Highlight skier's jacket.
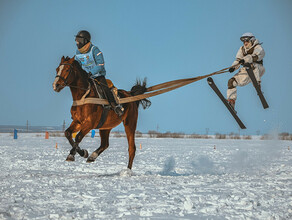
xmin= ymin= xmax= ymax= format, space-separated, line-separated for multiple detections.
xmin=75 ymin=43 xmax=106 ymax=77
xmin=231 ymin=39 xmax=265 ymax=81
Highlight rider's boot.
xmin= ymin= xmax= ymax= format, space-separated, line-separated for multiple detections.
xmin=227 ymin=99 xmax=236 ymax=111
xmin=96 ymin=76 xmax=124 ymax=117
xmin=113 ymin=104 xmax=124 ymax=117
xmin=110 ymin=87 xmax=124 ymax=116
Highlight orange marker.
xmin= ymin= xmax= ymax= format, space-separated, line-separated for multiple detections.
xmin=55 ymin=143 xmax=58 ymax=149
xmin=140 ymin=143 xmax=142 ymax=150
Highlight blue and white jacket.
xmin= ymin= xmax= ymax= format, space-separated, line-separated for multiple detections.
xmin=75 ymin=43 xmax=106 ymax=77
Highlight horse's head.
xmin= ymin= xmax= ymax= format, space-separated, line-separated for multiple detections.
xmin=53 ymin=56 xmax=76 ymax=92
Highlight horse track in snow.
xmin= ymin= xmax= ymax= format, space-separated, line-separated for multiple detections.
xmin=0 ymin=133 xmax=291 ymax=219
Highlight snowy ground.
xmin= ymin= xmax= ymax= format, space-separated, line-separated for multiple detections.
xmin=0 ymin=133 xmax=291 ymax=220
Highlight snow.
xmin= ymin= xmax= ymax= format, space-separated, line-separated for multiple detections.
xmin=0 ymin=133 xmax=291 ymax=219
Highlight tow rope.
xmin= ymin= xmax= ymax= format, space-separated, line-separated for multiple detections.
xmin=72 ymin=64 xmax=239 ymax=106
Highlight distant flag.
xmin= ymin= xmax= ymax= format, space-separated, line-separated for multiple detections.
xmin=13 ymin=129 xmax=17 ymax=139
xmin=91 ymin=130 xmax=95 ymax=138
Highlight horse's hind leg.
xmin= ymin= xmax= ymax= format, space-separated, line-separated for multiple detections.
xmin=124 ymin=116 xmax=137 ymax=170
xmin=87 ymin=129 xmax=111 ymax=163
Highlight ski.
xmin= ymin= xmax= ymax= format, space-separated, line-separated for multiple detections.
xmin=207 ymin=77 xmax=246 ymax=129
xmin=244 ymin=63 xmax=269 ymax=109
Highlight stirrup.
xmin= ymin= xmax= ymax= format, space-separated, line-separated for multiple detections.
xmin=114 ymin=105 xmax=124 ymax=116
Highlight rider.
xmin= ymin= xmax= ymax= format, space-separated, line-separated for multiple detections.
xmin=227 ymin=32 xmax=265 ymax=110
xmin=74 ymin=30 xmax=124 ymax=116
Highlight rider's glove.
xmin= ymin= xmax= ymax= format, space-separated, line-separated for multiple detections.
xmin=229 ymin=67 xmax=235 ymax=73
xmin=239 ymin=59 xmax=245 ymax=65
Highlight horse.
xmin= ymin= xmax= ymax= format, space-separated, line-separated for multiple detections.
xmin=52 ymin=56 xmax=150 ymax=169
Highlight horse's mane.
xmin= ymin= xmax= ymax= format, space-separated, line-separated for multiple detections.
xmin=73 ymin=60 xmax=89 ymax=82
xmin=63 ymin=56 xmax=89 ymax=86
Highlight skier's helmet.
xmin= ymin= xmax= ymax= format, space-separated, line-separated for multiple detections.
xmin=75 ymin=30 xmax=91 ymax=45
xmin=240 ymin=32 xmax=255 ymax=42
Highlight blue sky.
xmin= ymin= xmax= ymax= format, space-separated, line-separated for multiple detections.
xmin=0 ymin=0 xmax=291 ymax=135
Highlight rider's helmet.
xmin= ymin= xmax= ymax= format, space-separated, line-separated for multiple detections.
xmin=240 ymin=32 xmax=255 ymax=43
xmin=75 ymin=30 xmax=91 ymax=48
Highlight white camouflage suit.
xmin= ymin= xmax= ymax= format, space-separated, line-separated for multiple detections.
xmin=227 ymin=39 xmax=265 ymax=100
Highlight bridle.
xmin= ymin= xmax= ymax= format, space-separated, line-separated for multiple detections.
xmin=55 ymin=63 xmax=75 ymax=87
xmin=55 ymin=62 xmax=89 ymax=91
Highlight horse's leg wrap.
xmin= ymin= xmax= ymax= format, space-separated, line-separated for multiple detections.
xmin=77 ymin=148 xmax=89 ymax=158
xmin=65 ymin=142 xmax=78 ymax=161
xmin=73 ymin=142 xmax=89 ymax=159
xmin=71 ymin=131 xmax=89 ymax=158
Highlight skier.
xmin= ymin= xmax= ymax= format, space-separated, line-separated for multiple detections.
xmin=227 ymin=32 xmax=265 ymax=110
xmin=74 ymin=30 xmax=124 ymax=116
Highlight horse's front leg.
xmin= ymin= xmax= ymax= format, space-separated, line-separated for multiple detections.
xmin=73 ymin=131 xmax=89 ymax=159
xmin=70 ymin=120 xmax=96 ymax=160
xmin=87 ymin=129 xmax=111 ymax=163
xmin=64 ymin=121 xmax=81 ymax=161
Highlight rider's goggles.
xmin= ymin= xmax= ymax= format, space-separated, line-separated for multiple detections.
xmin=240 ymin=37 xmax=251 ymax=42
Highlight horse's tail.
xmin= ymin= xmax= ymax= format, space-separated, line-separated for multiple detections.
xmin=130 ymin=78 xmax=151 ymax=109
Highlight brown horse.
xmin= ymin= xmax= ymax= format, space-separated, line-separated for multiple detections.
xmin=52 ymin=56 xmax=150 ymax=169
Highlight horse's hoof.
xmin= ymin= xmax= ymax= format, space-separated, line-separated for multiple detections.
xmin=83 ymin=150 xmax=89 ymax=158
xmin=86 ymin=157 xmax=95 ymax=163
xmin=86 ymin=152 xmax=98 ymax=163
xmin=66 ymin=155 xmax=75 ymax=161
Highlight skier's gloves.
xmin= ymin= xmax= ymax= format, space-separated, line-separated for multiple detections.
xmin=239 ymin=59 xmax=245 ymax=65
xmin=228 ymin=67 xmax=235 ymax=73
xmin=229 ymin=67 xmax=235 ymax=73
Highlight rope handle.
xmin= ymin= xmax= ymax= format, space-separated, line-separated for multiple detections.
xmin=73 ymin=64 xmax=240 ymax=106
xmin=146 ymin=64 xmax=240 ymax=92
